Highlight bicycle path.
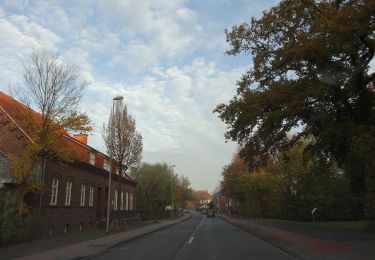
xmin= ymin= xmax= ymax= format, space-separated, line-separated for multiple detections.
xmin=220 ymin=214 xmax=375 ymax=259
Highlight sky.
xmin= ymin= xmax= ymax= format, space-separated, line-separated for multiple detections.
xmin=0 ymin=0 xmax=281 ymax=193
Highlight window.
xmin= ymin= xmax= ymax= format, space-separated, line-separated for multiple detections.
xmin=120 ymin=191 xmax=124 ymax=210
xmin=103 ymin=159 xmax=108 ymax=171
xmin=129 ymin=193 xmax=133 ymax=210
xmin=0 ymin=152 xmax=11 ymax=184
xmin=80 ymin=184 xmax=86 ymax=206
xmin=125 ymin=192 xmax=129 ymax=210
xmin=89 ymin=186 xmax=94 ymax=207
xmin=89 ymin=153 xmax=95 ymax=165
xmin=114 ymin=189 xmax=118 ymax=210
xmin=65 ymin=181 xmax=72 ymax=206
xmin=50 ymin=177 xmax=59 ymax=205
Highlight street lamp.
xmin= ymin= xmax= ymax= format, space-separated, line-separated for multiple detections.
xmin=170 ymin=165 xmax=175 ymax=218
xmin=106 ymin=95 xmax=124 ymax=234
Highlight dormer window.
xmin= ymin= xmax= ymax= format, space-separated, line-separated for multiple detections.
xmin=89 ymin=152 xmax=95 ymax=166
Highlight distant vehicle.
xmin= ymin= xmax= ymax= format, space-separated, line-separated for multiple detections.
xmin=201 ymin=209 xmax=207 ymax=215
xmin=184 ymin=209 xmax=190 ymax=213
xmin=207 ymin=209 xmax=215 ymax=218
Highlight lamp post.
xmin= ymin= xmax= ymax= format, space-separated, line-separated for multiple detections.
xmin=170 ymin=165 xmax=175 ymax=218
xmin=106 ymin=95 xmax=123 ymax=234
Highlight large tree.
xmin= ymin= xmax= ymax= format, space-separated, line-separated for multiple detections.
xmin=103 ymin=100 xmax=143 ymax=176
xmin=8 ymin=49 xmax=92 ymax=215
xmin=174 ymin=176 xmax=193 ymax=209
xmin=215 ymin=0 xmax=374 ymax=219
xmin=133 ymin=163 xmax=172 ymax=220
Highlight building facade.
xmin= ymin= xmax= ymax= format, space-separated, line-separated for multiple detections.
xmin=192 ymin=190 xmax=212 ymax=210
xmin=0 ymin=91 xmax=137 ymax=235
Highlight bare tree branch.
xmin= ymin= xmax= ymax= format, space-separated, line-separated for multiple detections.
xmin=103 ymin=100 xmax=143 ymax=176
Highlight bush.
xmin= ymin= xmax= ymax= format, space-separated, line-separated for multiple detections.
xmin=0 ymin=190 xmax=44 ymax=245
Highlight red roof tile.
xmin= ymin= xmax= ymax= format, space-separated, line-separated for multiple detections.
xmin=0 ymin=92 xmax=103 ymax=166
xmin=0 ymin=91 xmax=135 ymax=183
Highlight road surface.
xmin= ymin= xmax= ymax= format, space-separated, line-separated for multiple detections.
xmin=93 ymin=211 xmax=293 ymax=260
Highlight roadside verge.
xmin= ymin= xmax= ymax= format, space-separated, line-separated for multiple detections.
xmin=219 ymin=214 xmax=374 ymax=259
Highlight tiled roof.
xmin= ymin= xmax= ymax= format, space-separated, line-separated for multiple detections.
xmin=0 ymin=91 xmax=84 ymax=151
xmin=0 ymin=91 xmax=133 ymax=182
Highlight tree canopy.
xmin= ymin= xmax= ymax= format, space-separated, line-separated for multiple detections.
xmin=220 ymin=143 xmax=356 ymax=220
xmin=133 ymin=163 xmax=192 ymax=220
xmin=215 ymin=0 xmax=374 ymax=206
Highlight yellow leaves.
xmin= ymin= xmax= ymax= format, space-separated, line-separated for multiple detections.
xmin=7 ymin=143 xmax=41 ymax=184
xmin=59 ymin=111 xmax=93 ymax=133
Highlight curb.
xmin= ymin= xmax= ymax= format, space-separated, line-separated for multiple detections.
xmin=218 ymin=215 xmax=300 ymax=260
xmin=83 ymin=214 xmax=192 ymax=259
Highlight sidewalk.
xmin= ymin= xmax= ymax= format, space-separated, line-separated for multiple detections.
xmin=220 ymin=214 xmax=375 ymax=260
xmin=11 ymin=214 xmax=190 ymax=260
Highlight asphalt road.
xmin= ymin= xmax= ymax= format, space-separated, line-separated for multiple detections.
xmin=93 ymin=211 xmax=293 ymax=260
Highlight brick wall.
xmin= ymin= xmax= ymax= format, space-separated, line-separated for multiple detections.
xmin=41 ymin=160 xmax=136 ymax=235
xmin=0 ymin=106 xmax=137 ymax=235
xmin=0 ymin=107 xmax=29 ymax=156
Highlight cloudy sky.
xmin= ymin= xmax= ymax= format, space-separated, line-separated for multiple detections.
xmin=0 ymin=0 xmax=280 ymax=192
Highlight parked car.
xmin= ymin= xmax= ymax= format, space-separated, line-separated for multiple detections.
xmin=207 ymin=209 xmax=215 ymax=218
xmin=201 ymin=209 xmax=207 ymax=215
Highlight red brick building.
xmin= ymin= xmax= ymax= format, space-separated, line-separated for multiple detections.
xmin=0 ymin=91 xmax=137 ymax=235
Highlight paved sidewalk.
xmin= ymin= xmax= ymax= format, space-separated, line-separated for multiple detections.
xmin=220 ymin=214 xmax=375 ymax=260
xmin=15 ymin=215 xmax=190 ymax=260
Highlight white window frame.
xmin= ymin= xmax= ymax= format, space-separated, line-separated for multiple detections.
xmin=80 ymin=184 xmax=86 ymax=206
xmin=65 ymin=181 xmax=72 ymax=206
xmin=114 ymin=189 xmax=118 ymax=210
xmin=89 ymin=186 xmax=94 ymax=207
xmin=89 ymin=153 xmax=95 ymax=165
xmin=129 ymin=193 xmax=133 ymax=210
xmin=120 ymin=191 xmax=124 ymax=210
xmin=50 ymin=178 xmax=59 ymax=205
xmin=103 ymin=159 xmax=109 ymax=171
xmin=125 ymin=192 xmax=129 ymax=210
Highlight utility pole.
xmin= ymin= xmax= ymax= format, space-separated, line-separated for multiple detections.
xmin=171 ymin=165 xmax=175 ymax=217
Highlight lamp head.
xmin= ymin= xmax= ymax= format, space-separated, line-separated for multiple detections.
xmin=113 ymin=95 xmax=124 ymax=101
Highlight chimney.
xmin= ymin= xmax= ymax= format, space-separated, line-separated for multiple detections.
xmin=73 ymin=133 xmax=88 ymax=144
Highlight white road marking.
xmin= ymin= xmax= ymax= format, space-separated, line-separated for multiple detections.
xmin=198 ymin=217 xmax=204 ymax=227
xmin=196 ymin=216 xmax=204 ymax=229
xmin=188 ymin=236 xmax=194 ymax=244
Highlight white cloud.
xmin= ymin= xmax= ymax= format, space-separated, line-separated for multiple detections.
xmin=176 ymin=7 xmax=197 ymax=22
xmin=0 ymin=8 xmax=61 ymax=87
xmin=0 ymin=0 xmax=256 ymax=191
xmin=94 ymin=0 xmax=199 ymax=72
xmin=82 ymin=59 xmax=243 ymax=153
xmin=1 ymin=0 xmax=27 ymax=12
xmin=0 ymin=13 xmax=60 ymax=50
xmin=78 ymin=58 xmax=243 ymax=190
